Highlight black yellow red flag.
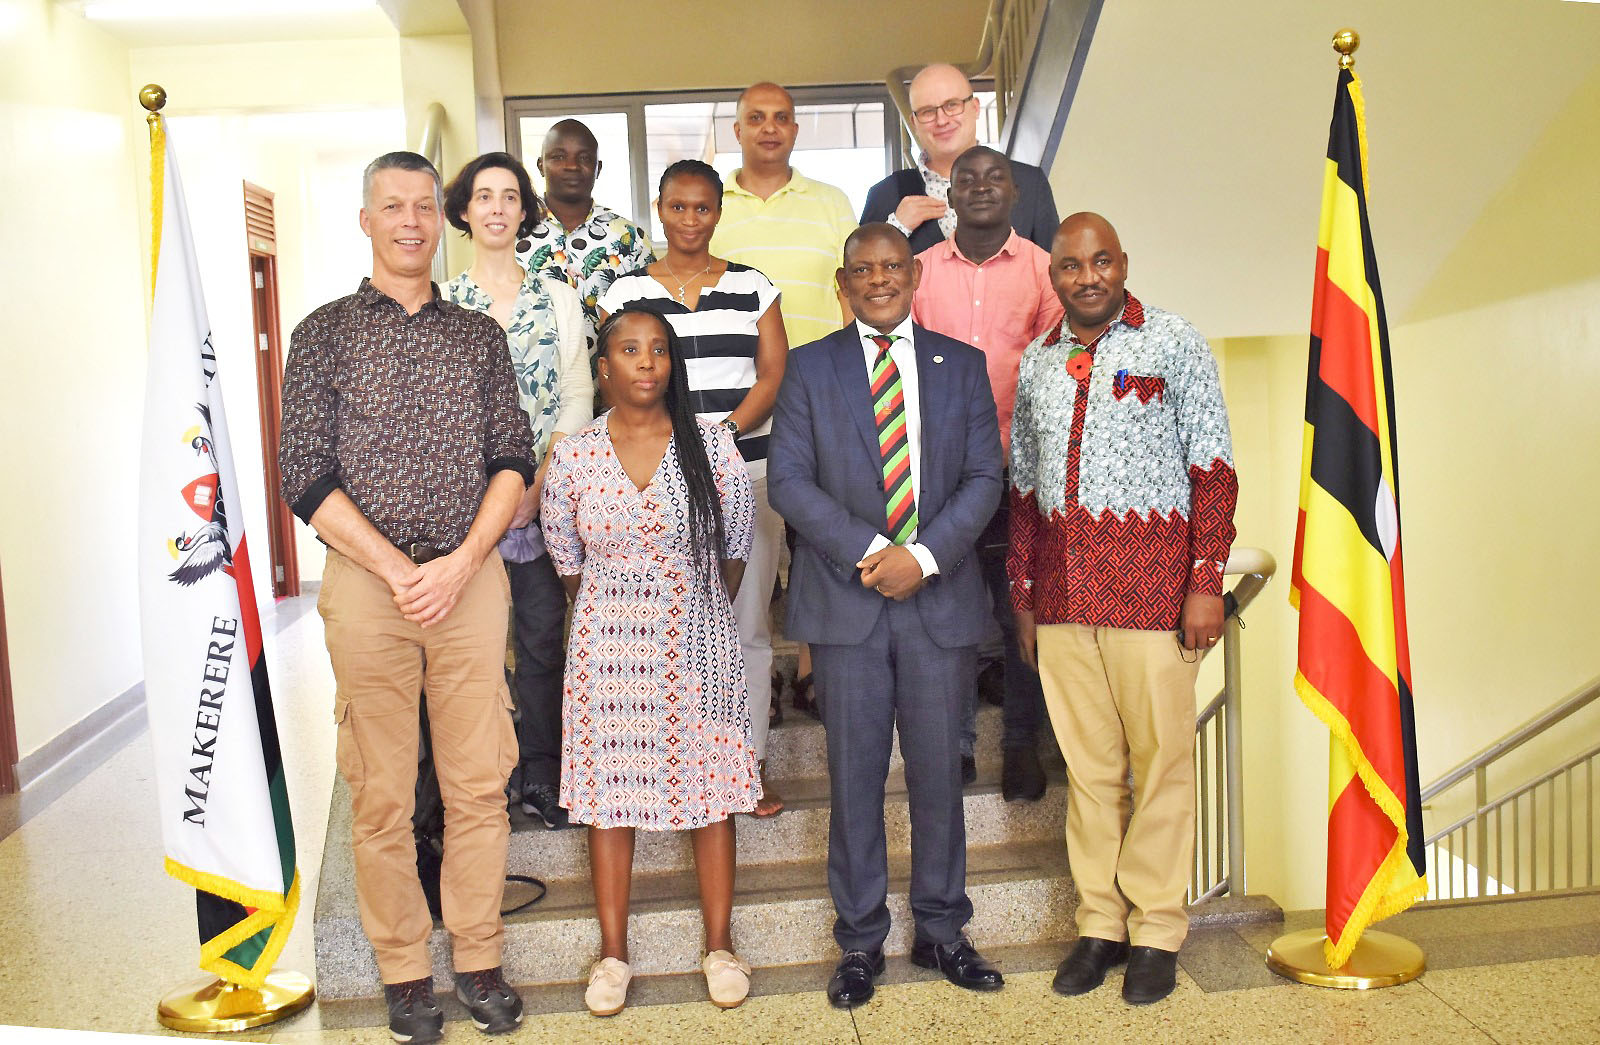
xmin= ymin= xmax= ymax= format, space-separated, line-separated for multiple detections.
xmin=1290 ymin=65 xmax=1427 ymax=968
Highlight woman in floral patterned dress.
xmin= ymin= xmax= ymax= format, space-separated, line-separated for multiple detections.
xmin=442 ymin=152 xmax=593 ymax=829
xmin=541 ymin=307 xmax=758 ymax=1016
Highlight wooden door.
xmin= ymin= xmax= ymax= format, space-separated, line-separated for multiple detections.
xmin=244 ymin=182 xmax=300 ymax=597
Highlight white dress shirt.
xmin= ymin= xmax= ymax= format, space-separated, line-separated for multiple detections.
xmin=856 ymin=317 xmax=939 ymax=578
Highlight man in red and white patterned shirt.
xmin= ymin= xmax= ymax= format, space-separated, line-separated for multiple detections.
xmin=1008 ymin=213 xmax=1237 ymax=1006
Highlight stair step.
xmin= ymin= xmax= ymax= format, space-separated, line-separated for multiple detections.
xmin=508 ymin=769 xmax=1067 ymax=880
xmin=316 ymin=838 xmax=1078 ymax=999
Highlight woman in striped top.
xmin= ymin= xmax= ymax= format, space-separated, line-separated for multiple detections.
xmin=597 ymin=159 xmax=789 ymax=817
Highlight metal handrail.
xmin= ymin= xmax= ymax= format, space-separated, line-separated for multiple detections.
xmin=1421 ymin=676 xmax=1600 ymax=900
xmin=1189 ymin=547 xmax=1276 ymax=902
xmin=417 ymin=102 xmax=448 ymax=284
xmin=1421 ymin=674 xmax=1600 ymax=801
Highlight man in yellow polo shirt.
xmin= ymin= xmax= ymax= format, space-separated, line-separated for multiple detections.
xmin=713 ymin=81 xmax=856 ymax=351
xmin=713 ymin=80 xmax=857 ymax=730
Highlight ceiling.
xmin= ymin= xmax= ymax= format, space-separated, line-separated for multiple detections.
xmin=1048 ymin=0 xmax=1600 ymax=338
xmin=68 ymin=0 xmax=396 ymax=46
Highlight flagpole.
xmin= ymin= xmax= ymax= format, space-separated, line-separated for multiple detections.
xmin=140 ymin=82 xmax=315 ymax=1032
xmin=1264 ymin=30 xmax=1426 ymax=991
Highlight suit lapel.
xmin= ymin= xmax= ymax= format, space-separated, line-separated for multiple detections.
xmin=829 ymin=329 xmax=881 ymax=464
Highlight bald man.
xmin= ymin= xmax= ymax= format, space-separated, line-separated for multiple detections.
xmin=713 ymin=82 xmax=857 ymax=350
xmin=1008 ymin=213 xmax=1237 ymax=1005
xmin=861 ymin=63 xmax=1058 ymax=254
xmin=518 ymin=118 xmax=655 ymax=364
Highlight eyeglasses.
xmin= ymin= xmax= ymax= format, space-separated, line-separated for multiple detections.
xmin=912 ymin=94 xmax=975 ymax=124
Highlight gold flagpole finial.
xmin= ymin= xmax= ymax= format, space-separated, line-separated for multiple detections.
xmin=1332 ymin=29 xmax=1360 ymax=70
xmin=139 ymin=83 xmax=167 ymax=128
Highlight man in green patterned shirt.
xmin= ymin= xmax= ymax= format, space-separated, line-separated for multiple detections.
xmin=517 ymin=119 xmax=655 ymax=366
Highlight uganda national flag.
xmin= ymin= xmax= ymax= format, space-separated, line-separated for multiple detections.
xmin=1290 ymin=66 xmax=1427 ymax=969
xmin=137 ymin=115 xmax=300 ymax=987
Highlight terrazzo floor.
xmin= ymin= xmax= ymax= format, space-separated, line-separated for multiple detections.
xmin=2 ymin=591 xmax=1598 ymax=1043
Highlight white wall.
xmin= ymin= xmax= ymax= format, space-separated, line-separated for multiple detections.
xmin=0 ymin=0 xmax=148 ymax=760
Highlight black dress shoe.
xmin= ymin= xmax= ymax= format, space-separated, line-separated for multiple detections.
xmin=1052 ymin=936 xmax=1130 ymax=995
xmin=1122 ymin=945 xmax=1179 ymax=1004
xmin=1001 ymin=745 xmax=1047 ymax=802
xmin=827 ymin=949 xmax=885 ymax=1008
xmin=961 ymin=755 xmax=977 ymax=786
xmin=910 ymin=936 xmax=1004 ymax=991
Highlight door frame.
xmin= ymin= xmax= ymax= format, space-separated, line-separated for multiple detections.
xmin=0 ymin=562 xmax=18 ymax=794
xmin=244 ymin=182 xmax=300 ymax=598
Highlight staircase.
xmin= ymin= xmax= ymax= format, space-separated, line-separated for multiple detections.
xmin=315 ymin=650 xmax=1280 ymax=1001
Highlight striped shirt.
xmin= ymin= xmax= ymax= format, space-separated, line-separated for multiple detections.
xmin=710 ymin=170 xmax=855 ymax=350
xmin=597 ymin=264 xmax=781 ymax=477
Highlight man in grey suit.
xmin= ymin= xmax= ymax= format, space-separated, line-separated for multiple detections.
xmin=769 ymin=223 xmax=1005 ymax=1008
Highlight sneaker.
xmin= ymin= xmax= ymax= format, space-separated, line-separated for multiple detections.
xmin=453 ymin=967 xmax=524 ymax=1034
xmin=585 ymin=956 xmax=632 ymax=1016
xmin=702 ymin=949 xmax=752 ymax=1009
xmin=382 ymin=977 xmax=443 ymax=1044
xmin=521 ymin=783 xmax=572 ymax=829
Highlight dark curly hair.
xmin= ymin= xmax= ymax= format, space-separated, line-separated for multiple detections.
xmin=443 ymin=151 xmax=543 ymax=239
xmin=595 ymin=306 xmax=728 ymax=587
xmin=657 ymin=158 xmax=723 ymax=203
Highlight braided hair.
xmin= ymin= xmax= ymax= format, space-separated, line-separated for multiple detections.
xmin=595 ymin=307 xmax=727 ymax=587
xmin=658 ymin=158 xmax=723 ymax=201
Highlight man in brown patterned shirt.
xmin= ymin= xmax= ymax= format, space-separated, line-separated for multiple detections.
xmin=279 ymin=151 xmax=533 ymax=1042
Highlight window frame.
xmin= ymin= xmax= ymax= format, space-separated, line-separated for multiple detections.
xmin=505 ymin=83 xmax=909 ymax=230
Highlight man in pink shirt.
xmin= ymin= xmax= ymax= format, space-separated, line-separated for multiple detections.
xmin=912 ymin=145 xmax=1064 ymax=801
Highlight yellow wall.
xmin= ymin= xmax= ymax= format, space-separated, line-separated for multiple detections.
xmin=494 ymin=0 xmax=989 ymax=95
xmin=0 ymin=0 xmax=148 ymax=759
xmin=1215 ymin=65 xmax=1600 ymax=909
xmin=124 ymin=38 xmax=404 ymax=114
xmin=398 ymin=32 xmax=478 ymax=276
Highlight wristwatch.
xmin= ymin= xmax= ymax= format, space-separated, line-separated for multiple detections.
xmin=720 ymin=416 xmax=740 ymax=437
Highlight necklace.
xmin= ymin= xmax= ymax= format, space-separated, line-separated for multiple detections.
xmin=663 ymin=259 xmax=713 ymax=304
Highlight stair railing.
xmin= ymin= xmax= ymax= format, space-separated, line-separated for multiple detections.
xmin=1421 ymin=675 xmax=1600 ymax=900
xmin=417 ymin=101 xmax=448 ymax=284
xmin=1189 ymin=547 xmax=1276 ymax=902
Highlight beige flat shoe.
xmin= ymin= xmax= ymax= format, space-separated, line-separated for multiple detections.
xmin=585 ymin=956 xmax=631 ymax=1017
xmin=702 ymin=949 xmax=752 ymax=1009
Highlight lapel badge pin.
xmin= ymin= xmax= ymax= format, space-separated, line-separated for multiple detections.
xmin=933 ymin=355 xmax=944 ymax=363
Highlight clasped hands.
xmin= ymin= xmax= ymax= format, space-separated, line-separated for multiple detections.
xmin=385 ymin=549 xmax=477 ymax=628
xmin=857 ymin=546 xmax=925 ymax=601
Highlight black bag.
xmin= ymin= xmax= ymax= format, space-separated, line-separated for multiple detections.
xmin=412 ymin=700 xmax=545 ymax=921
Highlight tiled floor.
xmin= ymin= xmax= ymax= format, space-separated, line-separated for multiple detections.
xmin=2 ymin=592 xmax=1598 ymax=1042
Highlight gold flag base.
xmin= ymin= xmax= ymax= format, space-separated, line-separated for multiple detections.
xmin=156 ymin=970 xmax=315 ymax=1032
xmin=1266 ymin=928 xmax=1425 ymax=989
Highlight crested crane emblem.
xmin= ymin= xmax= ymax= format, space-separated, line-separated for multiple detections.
xmin=167 ymin=403 xmax=234 ymax=586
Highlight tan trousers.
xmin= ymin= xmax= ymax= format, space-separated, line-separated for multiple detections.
xmin=319 ymin=547 xmax=518 ymax=984
xmin=1037 ymin=623 xmax=1199 ymax=951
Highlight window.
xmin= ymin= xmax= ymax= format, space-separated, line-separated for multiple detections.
xmin=505 ymin=83 xmax=998 ymax=251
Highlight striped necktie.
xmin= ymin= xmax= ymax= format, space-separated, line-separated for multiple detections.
xmin=869 ymin=333 xmax=918 ymax=544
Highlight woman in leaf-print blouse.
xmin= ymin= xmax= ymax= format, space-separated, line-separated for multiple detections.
xmin=442 ymin=151 xmax=593 ymax=830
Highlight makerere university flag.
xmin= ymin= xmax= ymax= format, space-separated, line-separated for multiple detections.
xmin=1290 ymin=65 xmax=1427 ymax=969
xmin=137 ymin=116 xmax=299 ymax=987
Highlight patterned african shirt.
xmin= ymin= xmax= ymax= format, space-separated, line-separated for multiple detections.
xmin=1007 ymin=293 xmax=1238 ymax=631
xmin=516 ymin=204 xmax=655 ymax=363
xmin=278 ymin=279 xmax=534 ymax=552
